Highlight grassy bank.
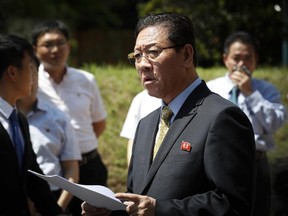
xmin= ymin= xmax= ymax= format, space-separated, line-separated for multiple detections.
xmin=83 ymin=64 xmax=288 ymax=193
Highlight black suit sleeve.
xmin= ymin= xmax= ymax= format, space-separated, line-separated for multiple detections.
xmin=111 ymin=210 xmax=128 ymax=216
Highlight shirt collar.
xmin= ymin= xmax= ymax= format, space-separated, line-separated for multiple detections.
xmin=39 ymin=64 xmax=69 ymax=81
xmin=161 ymin=77 xmax=202 ymax=122
xmin=25 ymin=98 xmax=49 ymax=118
xmin=0 ymin=97 xmax=16 ymax=119
xmin=35 ymin=98 xmax=48 ymax=112
xmin=224 ymin=72 xmax=237 ymax=92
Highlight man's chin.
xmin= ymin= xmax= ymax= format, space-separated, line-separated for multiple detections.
xmin=145 ymin=89 xmax=160 ymax=99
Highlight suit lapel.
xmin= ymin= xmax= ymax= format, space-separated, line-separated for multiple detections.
xmin=18 ymin=113 xmax=31 ymax=172
xmin=0 ymin=122 xmax=15 ymax=152
xmin=0 ymin=121 xmax=22 ymax=176
xmin=139 ymin=81 xmax=211 ymax=194
xmin=140 ymin=109 xmax=161 ymax=179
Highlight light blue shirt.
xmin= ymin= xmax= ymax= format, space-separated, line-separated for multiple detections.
xmin=26 ymin=98 xmax=81 ymax=190
xmin=207 ymin=73 xmax=287 ymax=151
xmin=161 ymin=77 xmax=202 ymax=123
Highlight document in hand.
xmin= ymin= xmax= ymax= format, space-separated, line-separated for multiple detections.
xmin=28 ymin=170 xmax=126 ymax=211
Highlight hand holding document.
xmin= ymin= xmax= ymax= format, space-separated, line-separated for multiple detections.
xmin=28 ymin=170 xmax=126 ymax=211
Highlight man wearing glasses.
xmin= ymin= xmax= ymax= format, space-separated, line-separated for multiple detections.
xmin=82 ymin=12 xmax=256 ymax=216
xmin=31 ymin=20 xmax=108 ymax=216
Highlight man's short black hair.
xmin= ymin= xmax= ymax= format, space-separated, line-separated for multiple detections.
xmin=223 ymin=31 xmax=259 ymax=56
xmin=135 ymin=12 xmax=197 ymax=67
xmin=0 ymin=34 xmax=34 ymax=78
xmin=31 ymin=20 xmax=69 ymax=46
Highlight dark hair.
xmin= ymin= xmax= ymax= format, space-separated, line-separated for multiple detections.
xmin=223 ymin=31 xmax=259 ymax=56
xmin=0 ymin=34 xmax=34 ymax=78
xmin=135 ymin=12 xmax=197 ymax=66
xmin=31 ymin=20 xmax=69 ymax=46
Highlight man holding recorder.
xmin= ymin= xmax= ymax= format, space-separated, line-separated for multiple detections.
xmin=207 ymin=31 xmax=287 ymax=216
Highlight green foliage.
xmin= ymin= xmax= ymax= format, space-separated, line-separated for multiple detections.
xmin=0 ymin=0 xmax=138 ymax=33
xmin=82 ymin=63 xmax=142 ymax=192
xmin=137 ymin=0 xmax=284 ymax=66
xmin=84 ymin=64 xmax=288 ymax=193
xmin=1 ymin=0 xmax=286 ymax=66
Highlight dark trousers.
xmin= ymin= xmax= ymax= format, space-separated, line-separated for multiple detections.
xmin=273 ymin=158 xmax=288 ymax=216
xmin=68 ymin=151 xmax=108 ymax=216
xmin=253 ymin=152 xmax=271 ymax=216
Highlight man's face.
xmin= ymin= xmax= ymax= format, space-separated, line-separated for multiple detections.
xmin=223 ymin=41 xmax=257 ymax=74
xmin=134 ymin=25 xmax=187 ymax=103
xmin=34 ymin=31 xmax=70 ymax=71
xmin=14 ymin=52 xmax=34 ymax=99
xmin=17 ymin=61 xmax=38 ymax=105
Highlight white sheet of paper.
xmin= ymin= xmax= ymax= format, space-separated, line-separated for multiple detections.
xmin=28 ymin=170 xmax=126 ymax=211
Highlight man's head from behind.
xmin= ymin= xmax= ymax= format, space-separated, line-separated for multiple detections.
xmin=0 ymin=34 xmax=34 ymax=79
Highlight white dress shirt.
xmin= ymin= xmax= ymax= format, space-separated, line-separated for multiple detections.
xmin=37 ymin=64 xmax=107 ymax=153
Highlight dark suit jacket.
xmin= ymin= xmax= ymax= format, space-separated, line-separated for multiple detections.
xmin=0 ymin=112 xmax=62 ymax=216
xmin=127 ymin=81 xmax=256 ymax=216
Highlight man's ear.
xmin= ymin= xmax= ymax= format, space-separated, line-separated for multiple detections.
xmin=6 ymin=65 xmax=18 ymax=81
xmin=223 ymin=53 xmax=229 ymax=68
xmin=183 ymin=44 xmax=193 ymax=66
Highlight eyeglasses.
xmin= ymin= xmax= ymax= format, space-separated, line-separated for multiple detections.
xmin=38 ymin=39 xmax=67 ymax=50
xmin=127 ymin=45 xmax=182 ymax=64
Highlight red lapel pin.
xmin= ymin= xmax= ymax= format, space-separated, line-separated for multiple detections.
xmin=180 ymin=141 xmax=192 ymax=152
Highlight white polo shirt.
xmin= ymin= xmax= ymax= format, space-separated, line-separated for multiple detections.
xmin=37 ymin=64 xmax=107 ymax=153
xmin=120 ymin=90 xmax=161 ymax=140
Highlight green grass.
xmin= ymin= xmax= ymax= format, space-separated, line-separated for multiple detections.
xmin=83 ymin=64 xmax=288 ymax=193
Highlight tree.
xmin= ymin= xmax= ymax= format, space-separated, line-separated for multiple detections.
xmin=137 ymin=0 xmax=284 ymax=66
xmin=0 ymin=0 xmax=138 ymax=34
xmin=0 ymin=0 xmax=284 ymax=66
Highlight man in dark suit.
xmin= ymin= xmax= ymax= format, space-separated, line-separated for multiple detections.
xmin=82 ymin=12 xmax=256 ymax=216
xmin=0 ymin=34 xmax=63 ymax=215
